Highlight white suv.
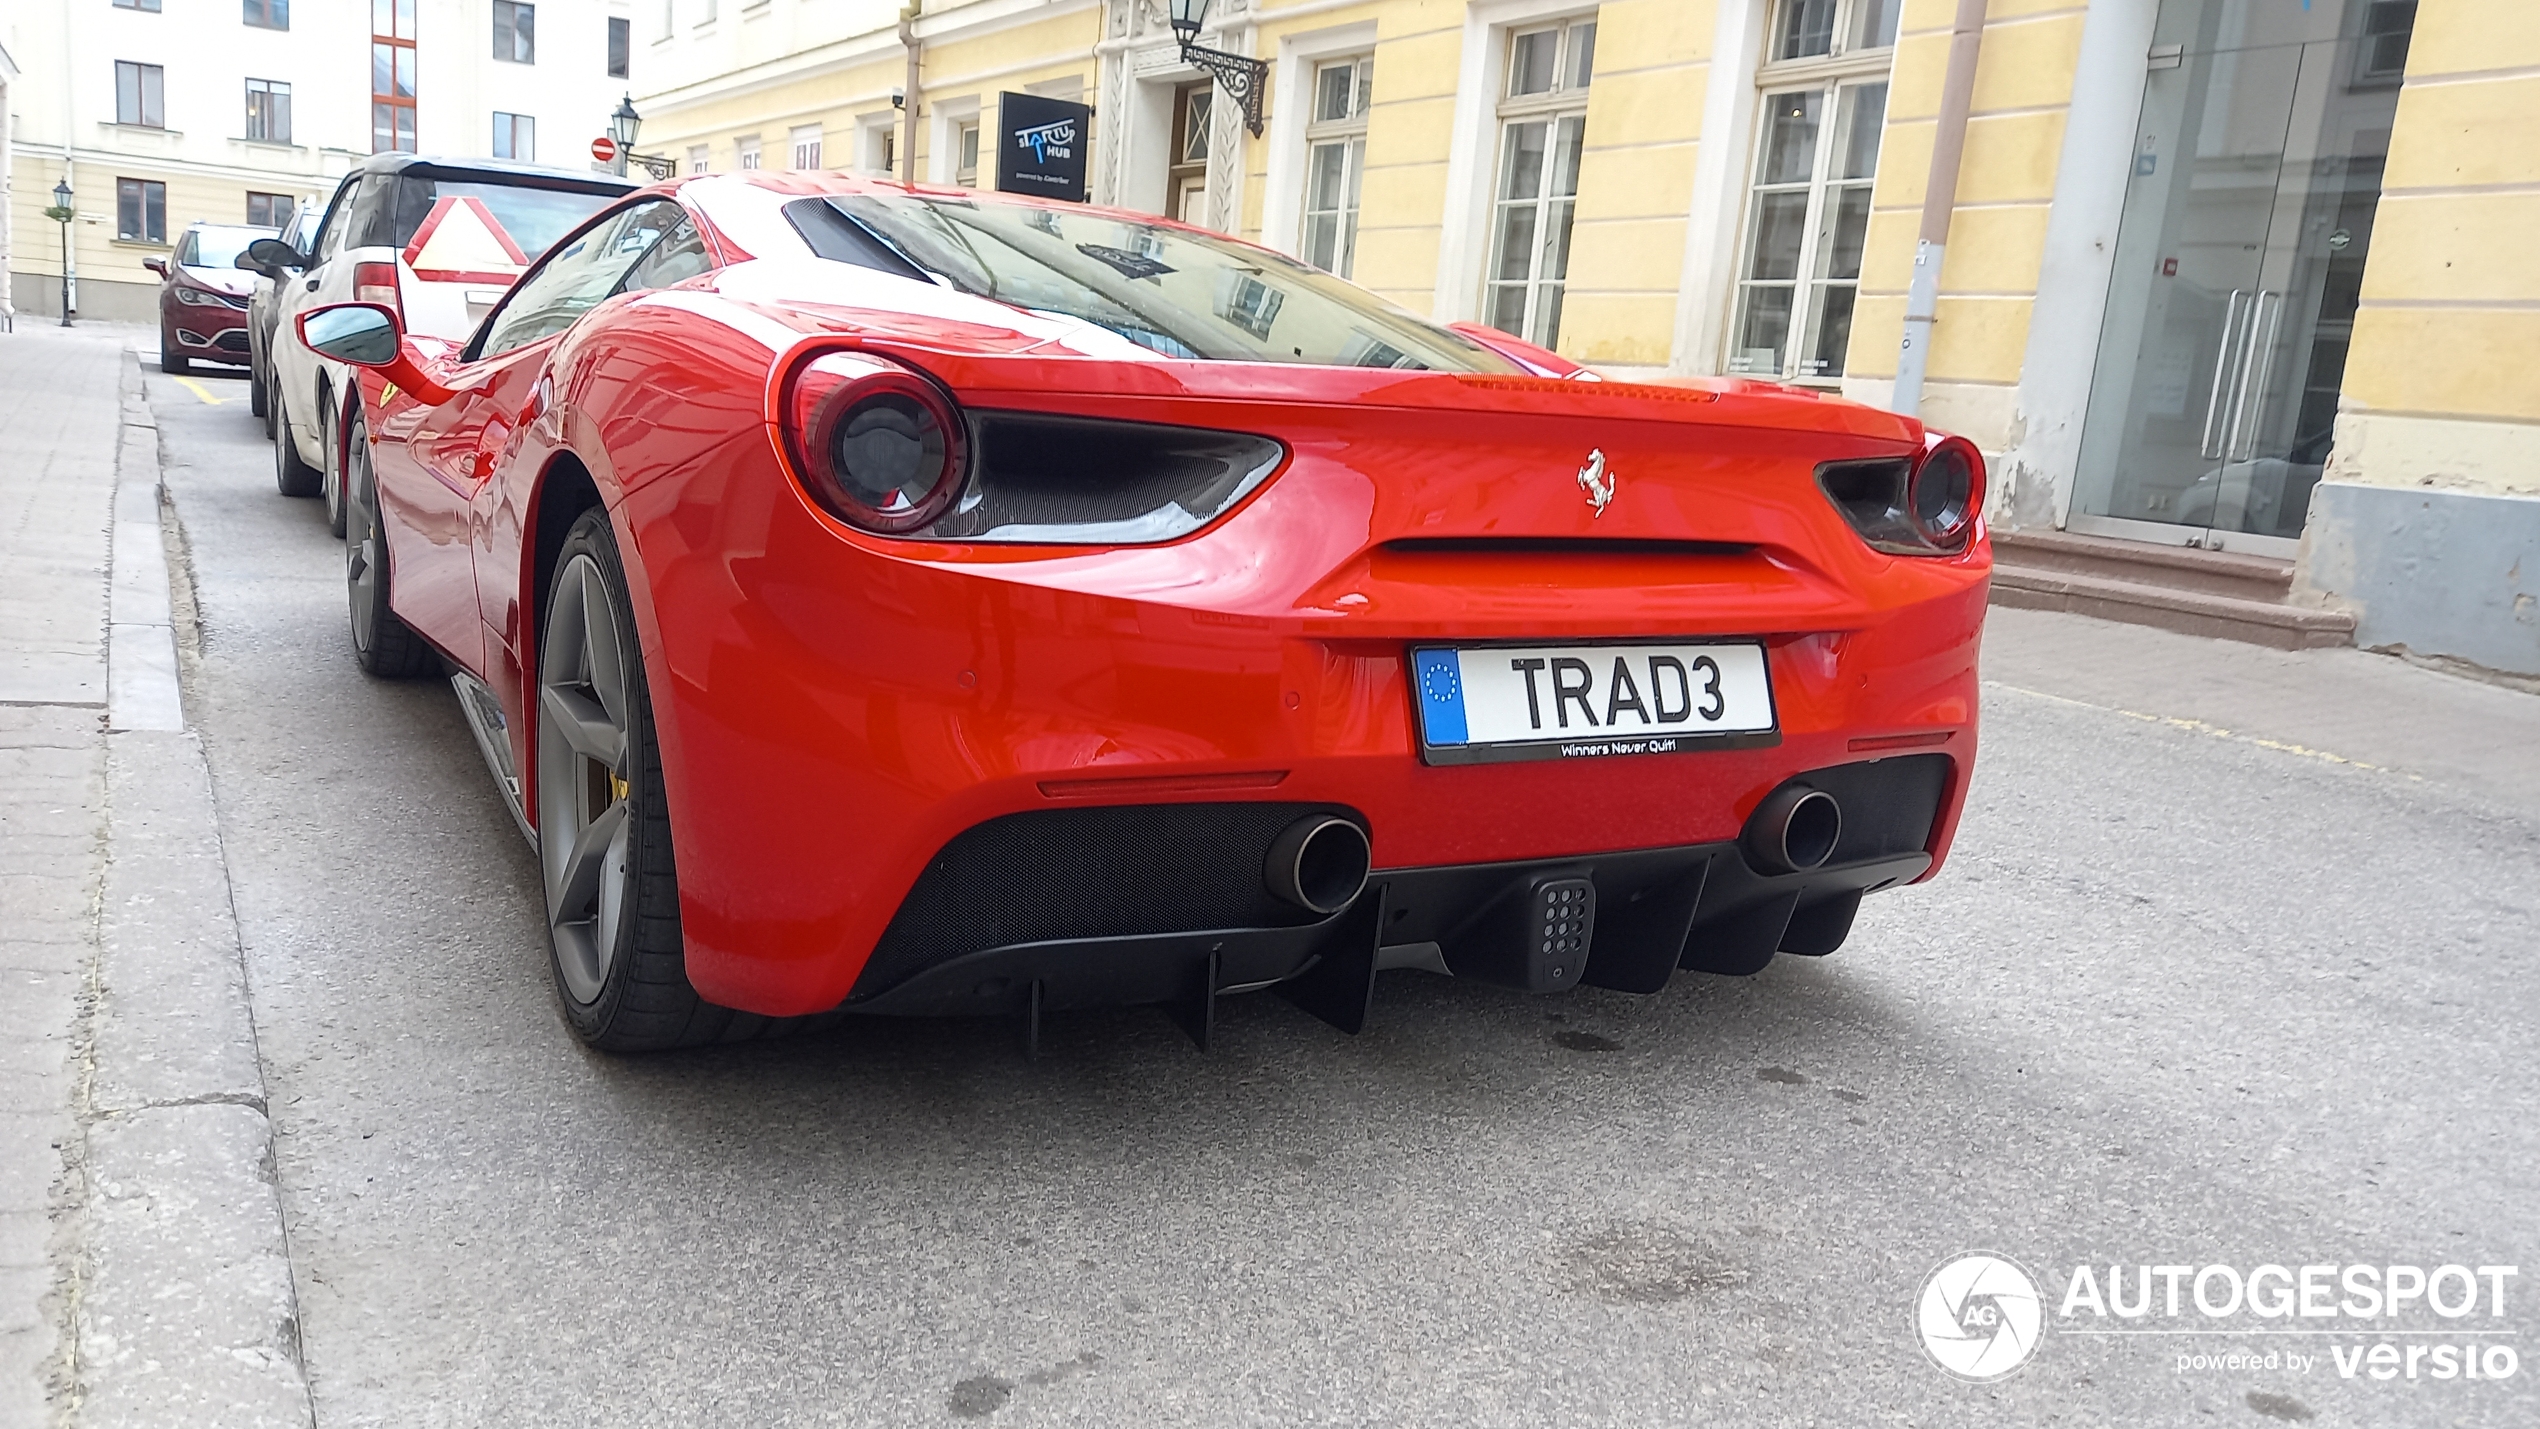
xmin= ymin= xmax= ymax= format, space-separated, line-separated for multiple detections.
xmin=250 ymin=153 xmax=634 ymax=533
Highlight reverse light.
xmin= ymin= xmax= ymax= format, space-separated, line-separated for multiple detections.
xmin=1816 ymin=436 xmax=1986 ymax=556
xmin=781 ymin=354 xmax=966 ymax=534
xmin=352 ymin=261 xmax=403 ymax=315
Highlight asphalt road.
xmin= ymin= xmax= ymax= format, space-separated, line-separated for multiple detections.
xmin=148 ymin=362 xmax=2539 ymax=1428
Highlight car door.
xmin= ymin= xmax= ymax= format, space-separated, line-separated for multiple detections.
xmin=276 ymin=173 xmax=362 ymax=461
xmin=370 ymin=201 xmax=692 ymax=676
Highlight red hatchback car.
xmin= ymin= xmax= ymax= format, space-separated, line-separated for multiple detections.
xmin=149 ymin=222 xmax=272 ymax=374
xmin=292 ymin=174 xmax=1992 ymax=1054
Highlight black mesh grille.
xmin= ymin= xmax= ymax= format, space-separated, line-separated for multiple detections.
xmin=1798 ymin=753 xmax=1952 ymax=863
xmin=853 ymin=802 xmax=1359 ymax=1000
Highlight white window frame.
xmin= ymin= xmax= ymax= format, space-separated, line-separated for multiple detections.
xmin=1433 ymin=0 xmax=1598 ymax=325
xmin=790 ymin=123 xmax=823 ymax=171
xmin=1263 ymin=20 xmax=1379 ymax=263
xmin=735 ymin=133 xmax=761 ymax=170
xmin=1720 ymin=0 xmax=1898 ymax=383
xmin=1298 ymin=54 xmax=1373 ymax=277
xmin=855 ymin=113 xmax=898 ymax=177
xmin=492 ymin=110 xmax=535 ymax=161
xmin=245 ymin=77 xmax=292 ymax=145
xmin=686 ymin=143 xmax=709 ymax=175
xmin=928 ymin=95 xmax=982 ymax=186
xmin=1479 ymin=15 xmax=1597 ymax=348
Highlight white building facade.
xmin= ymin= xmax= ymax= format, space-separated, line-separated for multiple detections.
xmin=5 ymin=0 xmax=637 ymax=324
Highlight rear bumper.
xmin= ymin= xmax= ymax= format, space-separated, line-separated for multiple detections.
xmin=850 ymin=753 xmax=1948 ymax=1020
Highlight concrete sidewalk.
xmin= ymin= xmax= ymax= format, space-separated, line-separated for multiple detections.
xmin=0 ymin=326 xmax=309 ymax=1429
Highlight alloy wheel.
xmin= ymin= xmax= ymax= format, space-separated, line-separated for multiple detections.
xmin=537 ymin=553 xmax=637 ymax=1005
xmin=345 ymin=439 xmax=385 ymax=656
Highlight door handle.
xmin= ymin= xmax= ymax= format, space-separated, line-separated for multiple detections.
xmin=2227 ymin=289 xmax=2281 ymax=462
xmin=2200 ymin=288 xmax=2249 ymax=460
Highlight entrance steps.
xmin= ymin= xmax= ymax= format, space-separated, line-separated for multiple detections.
xmin=1987 ymin=529 xmax=2355 ymax=650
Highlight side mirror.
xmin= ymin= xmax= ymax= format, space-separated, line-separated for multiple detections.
xmin=234 ymin=252 xmax=265 ymax=276
xmin=300 ymin=302 xmax=403 ymax=366
xmin=296 ymin=302 xmax=458 ymax=406
xmin=143 ymin=256 xmax=169 ymax=277
xmin=246 ymin=237 xmax=305 ymax=272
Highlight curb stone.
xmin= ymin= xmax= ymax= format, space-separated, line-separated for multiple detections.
xmin=62 ymin=352 xmax=314 ymax=1428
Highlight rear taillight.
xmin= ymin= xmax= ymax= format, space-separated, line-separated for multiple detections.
xmin=780 ymin=353 xmax=967 ymax=534
xmin=772 ymin=348 xmax=1288 ymax=544
xmin=1816 ymin=436 xmax=1985 ymax=556
xmin=353 ymin=261 xmax=402 ymax=314
xmin=1907 ymin=438 xmax=1980 ymax=548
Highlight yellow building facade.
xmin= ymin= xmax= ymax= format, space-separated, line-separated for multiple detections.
xmin=635 ymin=0 xmax=2537 ymax=680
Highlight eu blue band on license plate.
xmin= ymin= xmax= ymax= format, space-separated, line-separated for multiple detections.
xmin=1411 ymin=640 xmax=1780 ymax=765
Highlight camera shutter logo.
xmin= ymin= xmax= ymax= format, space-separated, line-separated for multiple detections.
xmin=1917 ymin=1253 xmax=2043 ymax=1382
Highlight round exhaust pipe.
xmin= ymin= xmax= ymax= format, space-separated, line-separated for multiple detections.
xmin=1743 ymin=785 xmax=1842 ymax=874
xmin=1265 ymin=815 xmax=1372 ymax=915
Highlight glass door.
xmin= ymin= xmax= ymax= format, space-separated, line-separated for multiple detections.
xmin=2070 ymin=0 xmax=2411 ymax=555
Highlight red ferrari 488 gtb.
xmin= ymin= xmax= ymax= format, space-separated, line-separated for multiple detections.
xmin=291 ymin=173 xmax=1990 ymax=1053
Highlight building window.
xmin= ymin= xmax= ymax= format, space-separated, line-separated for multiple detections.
xmin=245 ymin=78 xmax=293 ymax=143
xmin=1301 ymin=55 xmax=1372 ymax=276
xmin=1483 ymin=17 xmax=1595 ymax=348
xmin=1169 ymin=83 xmax=1212 ymax=224
xmin=493 ymin=1 xmax=535 ymax=63
xmin=118 ymin=178 xmax=168 ymax=243
xmin=657 ymin=0 xmax=674 ymax=42
xmin=791 ymin=124 xmax=823 ymax=171
xmin=1726 ymin=0 xmax=1895 ymax=381
xmin=373 ymin=0 xmax=417 ymax=152
xmin=737 ymin=135 xmax=761 ymax=170
xmin=698 ymin=0 xmax=718 ymax=22
xmin=247 ymin=191 xmax=294 ymax=228
xmin=686 ymin=144 xmax=710 ymax=175
xmin=2355 ymin=0 xmax=2415 ymax=84
xmin=1771 ymin=0 xmax=1898 ymax=60
xmin=493 ymin=111 xmax=536 ymax=161
xmin=607 ymin=16 xmax=631 ymax=78
xmin=115 ymin=62 xmax=166 ymax=128
xmin=955 ymin=120 xmax=981 ymax=187
xmin=243 ymin=0 xmax=289 ymax=28
xmin=864 ymin=123 xmax=896 ymax=176
xmin=113 ymin=0 xmax=161 ymax=11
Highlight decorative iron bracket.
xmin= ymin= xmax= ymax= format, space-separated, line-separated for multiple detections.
xmin=627 ymin=151 xmax=677 ymax=181
xmin=1179 ymin=39 xmax=1268 ymax=136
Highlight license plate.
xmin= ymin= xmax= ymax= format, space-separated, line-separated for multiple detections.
xmin=1411 ymin=641 xmax=1778 ymax=765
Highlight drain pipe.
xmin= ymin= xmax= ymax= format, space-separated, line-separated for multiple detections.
xmin=1891 ymin=0 xmax=1987 ymax=418
xmin=899 ymin=1 xmax=922 ymax=184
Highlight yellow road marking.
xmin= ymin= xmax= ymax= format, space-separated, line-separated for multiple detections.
xmin=1984 ymin=681 xmax=2421 ymax=780
xmin=172 ymin=375 xmax=225 ymax=406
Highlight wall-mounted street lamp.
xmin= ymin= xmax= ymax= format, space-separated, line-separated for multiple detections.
xmin=45 ymin=179 xmax=76 ymax=328
xmin=609 ymin=94 xmax=676 ymax=180
xmin=1168 ymin=0 xmax=1267 ymax=136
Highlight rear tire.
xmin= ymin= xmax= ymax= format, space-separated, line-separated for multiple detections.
xmin=343 ymin=411 xmax=433 ymax=679
xmin=536 ymin=507 xmax=781 ymax=1052
xmin=273 ymin=388 xmax=322 ymax=497
xmin=321 ymin=398 xmax=350 ymax=538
